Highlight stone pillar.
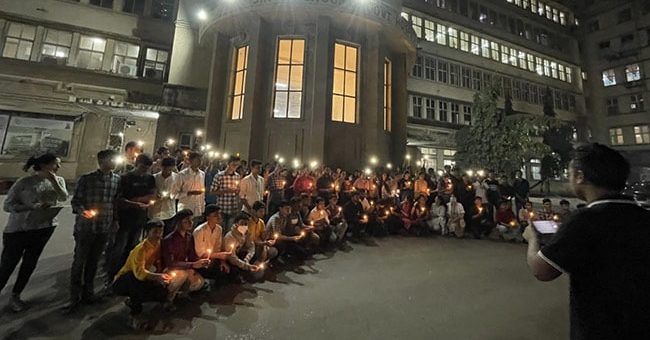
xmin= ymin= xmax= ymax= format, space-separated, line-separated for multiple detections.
xmin=204 ymin=33 xmax=230 ymax=150
xmin=391 ymin=53 xmax=408 ymax=165
xmin=309 ymin=16 xmax=331 ymax=163
xmin=362 ymin=31 xmax=381 ymax=160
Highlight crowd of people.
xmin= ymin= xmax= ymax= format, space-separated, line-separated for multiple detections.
xmin=0 ymin=141 xmax=577 ymax=329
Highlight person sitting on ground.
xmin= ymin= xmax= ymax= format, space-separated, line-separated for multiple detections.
xmin=343 ymin=191 xmax=367 ymax=239
xmin=430 ymin=195 xmax=447 ymax=235
xmin=325 ymin=195 xmax=349 ymax=243
xmin=537 ymin=198 xmax=559 ymax=221
xmin=266 ymin=200 xmax=310 ymax=262
xmin=161 ymin=209 xmax=210 ymax=300
xmin=446 ymin=195 xmax=466 ymax=238
xmin=248 ymin=201 xmax=278 ymax=266
xmin=410 ymin=194 xmax=432 ymax=236
xmin=495 ymin=201 xmax=523 ymax=242
xmin=518 ymin=200 xmax=537 ymax=231
xmin=223 ymin=213 xmax=262 ymax=281
xmin=414 ymin=172 xmax=430 ymax=199
xmin=287 ymin=197 xmax=320 ymax=252
xmin=193 ymin=204 xmax=231 ymax=282
xmin=558 ymin=199 xmax=571 ymax=223
xmin=399 ymin=196 xmax=415 ymax=234
xmin=309 ymin=197 xmax=349 ymax=246
xmin=112 ymin=220 xmax=172 ymax=329
xmin=469 ymin=196 xmax=492 ymax=239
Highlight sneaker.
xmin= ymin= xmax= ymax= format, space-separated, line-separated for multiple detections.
xmin=9 ymin=296 xmax=27 ymax=313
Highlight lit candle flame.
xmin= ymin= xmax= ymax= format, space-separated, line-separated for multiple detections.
xmin=149 ymin=200 xmax=156 ymax=205
xmin=161 ymin=191 xmax=169 ymax=197
xmin=300 ymin=231 xmax=306 ymax=237
xmin=273 ymin=233 xmax=279 ymax=240
xmin=170 ymin=271 xmax=177 ymax=278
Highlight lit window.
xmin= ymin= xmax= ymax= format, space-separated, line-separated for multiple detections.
xmin=558 ymin=64 xmax=565 ymax=81
xmin=518 ymin=51 xmax=527 ymax=70
xmin=460 ymin=31 xmax=469 ymax=52
xmin=490 ymin=42 xmax=499 ymax=61
xmin=436 ymin=24 xmax=447 ymax=45
xmin=602 ymin=69 xmax=616 ymax=87
xmin=538 ymin=1 xmax=545 ymax=16
xmin=2 ymin=22 xmax=36 ymax=60
xmin=527 ymin=54 xmax=535 ymax=71
xmin=411 ymin=16 xmax=423 ymax=38
xmin=509 ymin=48 xmax=518 ymax=67
xmin=550 ymin=61 xmax=558 ymax=78
xmin=634 ymin=126 xmax=650 ymax=144
xmin=543 ymin=59 xmax=550 ymax=76
xmin=481 ymin=38 xmax=490 ymax=58
xmin=609 ymin=128 xmax=624 ymax=145
xmin=424 ymin=20 xmax=435 ymax=42
xmin=566 ymin=67 xmax=572 ymax=83
xmin=470 ymin=35 xmax=479 ymax=55
xmin=41 ymin=29 xmax=72 ymax=64
xmin=448 ymin=28 xmax=458 ymax=49
xmin=625 ymin=64 xmax=641 ymax=82
xmin=273 ymin=39 xmax=305 ymax=119
xmin=501 ymin=45 xmax=509 ymax=64
xmin=229 ymin=46 xmax=249 ymax=120
xmin=443 ymin=149 xmax=456 ymax=156
xmin=535 ymin=57 xmax=543 ymax=75
xmin=143 ymin=47 xmax=168 ymax=80
xmin=384 ymin=59 xmax=392 ymax=131
xmin=332 ymin=42 xmax=358 ymax=124
xmin=463 ymin=105 xmax=471 ymax=125
xmin=559 ymin=12 xmax=566 ymax=25
xmin=77 ymin=35 xmax=106 ymax=70
xmin=112 ymin=41 xmax=140 ymax=76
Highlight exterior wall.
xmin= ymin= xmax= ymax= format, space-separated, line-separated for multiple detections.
xmin=190 ymin=0 xmax=417 ymax=170
xmin=401 ymin=0 xmax=584 ymax=178
xmin=577 ymin=0 xmax=650 ymax=181
xmin=0 ymin=0 xmax=205 ymax=181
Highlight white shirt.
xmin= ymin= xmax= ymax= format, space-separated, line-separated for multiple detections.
xmin=193 ymin=222 xmax=223 ymax=258
xmin=177 ymin=167 xmax=206 ymax=216
xmin=308 ymin=207 xmax=330 ymax=224
xmin=149 ymin=172 xmax=178 ymax=221
xmin=239 ymin=173 xmax=264 ymax=211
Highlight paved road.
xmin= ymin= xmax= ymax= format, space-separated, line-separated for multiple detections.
xmin=0 ymin=197 xmax=570 ymax=339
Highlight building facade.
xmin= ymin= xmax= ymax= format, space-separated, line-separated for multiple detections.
xmin=401 ymin=0 xmax=585 ymax=180
xmin=576 ymin=0 xmax=650 ymax=181
xmin=170 ymin=0 xmax=417 ymax=169
xmin=0 ymin=0 xmax=204 ymax=181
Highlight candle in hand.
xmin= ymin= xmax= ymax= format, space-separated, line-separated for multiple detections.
xmin=149 ymin=200 xmax=156 ymax=205
xmin=273 ymin=233 xmax=280 ymax=240
xmin=300 ymin=231 xmax=306 ymax=238
xmin=259 ymin=262 xmax=266 ymax=270
xmin=161 ymin=191 xmax=169 ymax=198
xmin=207 ymin=248 xmax=212 ymax=259
xmin=170 ymin=271 xmax=177 ymax=278
xmin=230 ymin=244 xmax=235 ymax=253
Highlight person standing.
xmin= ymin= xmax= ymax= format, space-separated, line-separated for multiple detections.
xmin=523 ymin=143 xmax=650 ymax=339
xmin=512 ymin=170 xmax=530 ymax=214
xmin=116 ymin=141 xmax=140 ymax=174
xmin=176 ymin=152 xmax=206 ymax=226
xmin=107 ymin=154 xmax=156 ymax=281
xmin=267 ymin=165 xmax=287 ymax=216
xmin=150 ymin=157 xmax=179 ymax=235
xmin=211 ymin=155 xmax=241 ymax=232
xmin=0 ymin=154 xmax=67 ymax=312
xmin=239 ymin=159 xmax=264 ymax=214
xmin=63 ymin=150 xmax=121 ymax=313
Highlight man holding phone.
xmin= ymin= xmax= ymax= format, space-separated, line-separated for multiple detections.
xmin=523 ymin=143 xmax=650 ymax=339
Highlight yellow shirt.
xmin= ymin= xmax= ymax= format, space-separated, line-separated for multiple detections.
xmin=114 ymin=238 xmax=160 ymax=282
xmin=248 ymin=217 xmax=266 ymax=242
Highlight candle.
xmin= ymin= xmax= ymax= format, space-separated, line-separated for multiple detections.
xmin=509 ymin=221 xmax=516 ymax=227
xmin=478 ymin=207 xmax=483 ymax=213
xmin=206 ymin=248 xmax=212 ymax=259
xmin=200 ymin=188 xmax=206 ymax=193
xmin=362 ymin=214 xmax=368 ymax=222
xmin=161 ymin=191 xmax=169 ymax=197
xmin=331 ymin=183 xmax=335 ymax=189
xmin=529 ymin=212 xmax=534 ymax=218
xmin=170 ymin=271 xmax=177 ymax=278
xmin=273 ymin=233 xmax=280 ymax=240
xmin=553 ymin=214 xmax=559 ymax=221
xmin=420 ymin=207 xmax=425 ymax=213
xmin=467 ymin=185 xmax=473 ymax=190
xmin=338 ymin=206 xmax=342 ymax=212
xmin=300 ymin=231 xmax=306 ymax=237
xmin=385 ymin=209 xmax=390 ymax=216
xmin=259 ymin=262 xmax=266 ymax=270
xmin=234 ymin=180 xmax=239 ymax=187
xmin=282 ymin=180 xmax=286 ymax=187
xmin=310 ymin=221 xmax=314 ymax=226
xmin=149 ymin=200 xmax=156 ymax=205
xmin=370 ymin=200 xmax=374 ymax=206
xmin=230 ymin=244 xmax=235 ymax=253
xmin=264 ymin=190 xmax=269 ymax=196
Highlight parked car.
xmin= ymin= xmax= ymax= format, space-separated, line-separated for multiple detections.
xmin=623 ymin=181 xmax=650 ymax=209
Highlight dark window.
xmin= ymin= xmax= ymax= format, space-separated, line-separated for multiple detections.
xmin=459 ymin=0 xmax=468 ymax=16
xmin=508 ymin=18 xmax=517 ymax=35
xmin=470 ymin=2 xmax=479 ymax=20
xmin=598 ymin=41 xmax=610 ymax=49
xmin=606 ymin=97 xmax=619 ymax=115
xmin=123 ymin=0 xmax=145 ymax=15
xmin=499 ymin=13 xmax=508 ymax=31
xmin=472 ymin=70 xmax=482 ymax=90
xmin=450 ymin=63 xmax=460 ymax=86
xmin=412 ymin=56 xmax=423 ymax=78
xmin=621 ymin=34 xmax=634 ymax=45
xmin=426 ymin=98 xmax=436 ymax=120
xmin=438 ymin=60 xmax=449 ymax=83
xmin=462 ymin=67 xmax=471 ymax=88
xmin=489 ymin=10 xmax=497 ymax=25
xmin=588 ymin=20 xmax=599 ymax=32
xmin=451 ymin=103 xmax=460 ymax=124
xmin=152 ymin=0 xmax=176 ymax=20
xmin=618 ymin=8 xmax=631 ymax=23
xmin=425 ymin=57 xmax=436 ymax=81
xmin=90 ymin=0 xmax=113 ymax=8
xmin=438 ymin=101 xmax=448 ymax=122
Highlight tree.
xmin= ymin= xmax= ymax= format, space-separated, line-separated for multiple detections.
xmin=455 ymin=81 xmax=557 ymax=176
xmin=540 ymin=86 xmax=574 ymax=179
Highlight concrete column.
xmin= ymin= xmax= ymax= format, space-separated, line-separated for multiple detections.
xmin=30 ymin=26 xmax=46 ymax=62
xmin=311 ymin=16 xmax=330 ymax=163
xmin=363 ymin=31 xmax=381 ymax=159
xmin=204 ymin=33 xmax=230 ymax=150
xmin=113 ymin=0 xmax=125 ymax=12
xmin=391 ymin=53 xmax=408 ymax=165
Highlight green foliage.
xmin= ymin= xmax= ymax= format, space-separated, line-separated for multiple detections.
xmin=455 ymin=82 xmax=560 ymax=176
